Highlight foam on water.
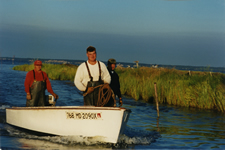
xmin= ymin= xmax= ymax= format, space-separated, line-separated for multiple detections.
xmin=4 ymin=123 xmax=160 ymax=148
xmin=0 ymin=105 xmax=11 ymax=110
xmin=120 ymin=126 xmax=161 ymax=145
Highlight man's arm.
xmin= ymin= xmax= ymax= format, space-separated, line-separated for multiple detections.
xmin=44 ymin=72 xmax=58 ymax=99
xmin=44 ymin=72 xmax=54 ymax=94
xmin=74 ymin=64 xmax=87 ymax=91
xmin=116 ymin=73 xmax=122 ymax=98
xmin=24 ymin=71 xmax=32 ymax=94
xmin=100 ymin=62 xmax=111 ymax=84
xmin=24 ymin=71 xmax=33 ymax=100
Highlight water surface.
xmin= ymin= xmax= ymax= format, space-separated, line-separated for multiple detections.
xmin=0 ymin=62 xmax=224 ymax=149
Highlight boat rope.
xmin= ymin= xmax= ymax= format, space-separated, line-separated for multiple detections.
xmin=97 ymin=83 xmax=116 ymax=107
xmin=83 ymin=83 xmax=116 ymax=107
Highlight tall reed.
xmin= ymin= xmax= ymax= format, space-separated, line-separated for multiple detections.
xmin=116 ymin=67 xmax=225 ymax=112
xmin=13 ymin=63 xmax=78 ymax=82
xmin=13 ymin=64 xmax=225 ymax=112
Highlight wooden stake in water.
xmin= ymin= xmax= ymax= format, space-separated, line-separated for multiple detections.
xmin=154 ymin=82 xmax=160 ymax=117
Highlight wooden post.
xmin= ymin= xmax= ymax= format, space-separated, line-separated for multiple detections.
xmin=134 ymin=61 xmax=139 ymax=68
xmin=189 ymin=70 xmax=191 ymax=76
xmin=157 ymin=117 xmax=160 ymax=131
xmin=154 ymin=82 xmax=159 ymax=117
xmin=210 ymin=72 xmax=212 ymax=76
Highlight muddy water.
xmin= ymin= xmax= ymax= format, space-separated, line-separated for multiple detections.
xmin=0 ymin=63 xmax=224 ymax=149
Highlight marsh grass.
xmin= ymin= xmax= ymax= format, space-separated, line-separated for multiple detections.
xmin=13 ymin=64 xmax=225 ymax=112
xmin=116 ymin=67 xmax=225 ymax=112
xmin=13 ymin=63 xmax=78 ymax=81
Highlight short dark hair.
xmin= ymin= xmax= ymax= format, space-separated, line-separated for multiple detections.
xmin=86 ymin=46 xmax=96 ymax=53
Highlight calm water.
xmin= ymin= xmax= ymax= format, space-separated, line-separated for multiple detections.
xmin=0 ymin=62 xmax=225 ymax=149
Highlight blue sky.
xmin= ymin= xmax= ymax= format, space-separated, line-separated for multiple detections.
xmin=0 ymin=0 xmax=225 ymax=67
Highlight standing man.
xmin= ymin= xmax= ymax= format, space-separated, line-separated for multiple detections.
xmin=107 ymin=58 xmax=123 ymax=107
xmin=74 ymin=46 xmax=111 ymax=106
xmin=24 ymin=60 xmax=58 ymax=107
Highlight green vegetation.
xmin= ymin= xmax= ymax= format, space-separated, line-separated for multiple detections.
xmin=13 ymin=64 xmax=225 ymax=112
xmin=13 ymin=63 xmax=78 ymax=81
xmin=117 ymin=67 xmax=225 ymax=112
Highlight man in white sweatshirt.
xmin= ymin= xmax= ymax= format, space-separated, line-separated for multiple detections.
xmin=74 ymin=46 xmax=111 ymax=106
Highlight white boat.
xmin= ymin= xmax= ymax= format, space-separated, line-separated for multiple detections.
xmin=6 ymin=106 xmax=131 ymax=143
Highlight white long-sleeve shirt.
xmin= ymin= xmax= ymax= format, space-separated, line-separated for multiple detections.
xmin=74 ymin=61 xmax=111 ymax=91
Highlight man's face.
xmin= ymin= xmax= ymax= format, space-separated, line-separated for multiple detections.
xmin=34 ymin=65 xmax=42 ymax=71
xmin=86 ymin=51 xmax=96 ymax=62
xmin=110 ymin=64 xmax=116 ymax=71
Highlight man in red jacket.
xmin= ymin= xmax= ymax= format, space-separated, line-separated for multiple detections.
xmin=24 ymin=60 xmax=58 ymax=107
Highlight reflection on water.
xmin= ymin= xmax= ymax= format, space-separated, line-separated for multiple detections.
xmin=1 ymin=122 xmax=159 ymax=149
xmin=147 ymin=106 xmax=225 ymax=149
xmin=7 ymin=137 xmax=114 ymax=150
xmin=123 ymin=97 xmax=225 ymax=149
xmin=0 ymin=63 xmax=225 ymax=149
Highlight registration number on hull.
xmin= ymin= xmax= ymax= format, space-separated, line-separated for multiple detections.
xmin=66 ymin=112 xmax=102 ymax=120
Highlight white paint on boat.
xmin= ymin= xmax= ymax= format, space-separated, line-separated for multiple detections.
xmin=6 ymin=106 xmax=131 ymax=143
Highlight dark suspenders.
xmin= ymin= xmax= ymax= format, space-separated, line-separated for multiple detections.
xmin=33 ymin=70 xmax=45 ymax=82
xmin=85 ymin=61 xmax=101 ymax=81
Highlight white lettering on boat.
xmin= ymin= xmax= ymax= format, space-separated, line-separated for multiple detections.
xmin=66 ymin=112 xmax=102 ymax=120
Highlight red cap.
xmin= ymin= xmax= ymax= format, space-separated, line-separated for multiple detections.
xmin=34 ymin=60 xmax=42 ymax=66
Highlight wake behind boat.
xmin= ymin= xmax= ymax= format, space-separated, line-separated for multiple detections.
xmin=6 ymin=106 xmax=131 ymax=143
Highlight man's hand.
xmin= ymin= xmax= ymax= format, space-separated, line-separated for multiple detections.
xmin=26 ymin=93 xmax=31 ymax=100
xmin=52 ymin=93 xmax=59 ymax=100
xmin=86 ymin=87 xmax=94 ymax=94
xmin=119 ymin=98 xmax=123 ymax=107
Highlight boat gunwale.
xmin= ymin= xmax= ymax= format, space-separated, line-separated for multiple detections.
xmin=6 ymin=106 xmax=130 ymax=111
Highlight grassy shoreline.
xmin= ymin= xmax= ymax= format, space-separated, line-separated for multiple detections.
xmin=13 ymin=63 xmax=225 ymax=112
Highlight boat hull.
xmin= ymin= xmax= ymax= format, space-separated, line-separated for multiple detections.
xmin=6 ymin=106 xmax=131 ymax=143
